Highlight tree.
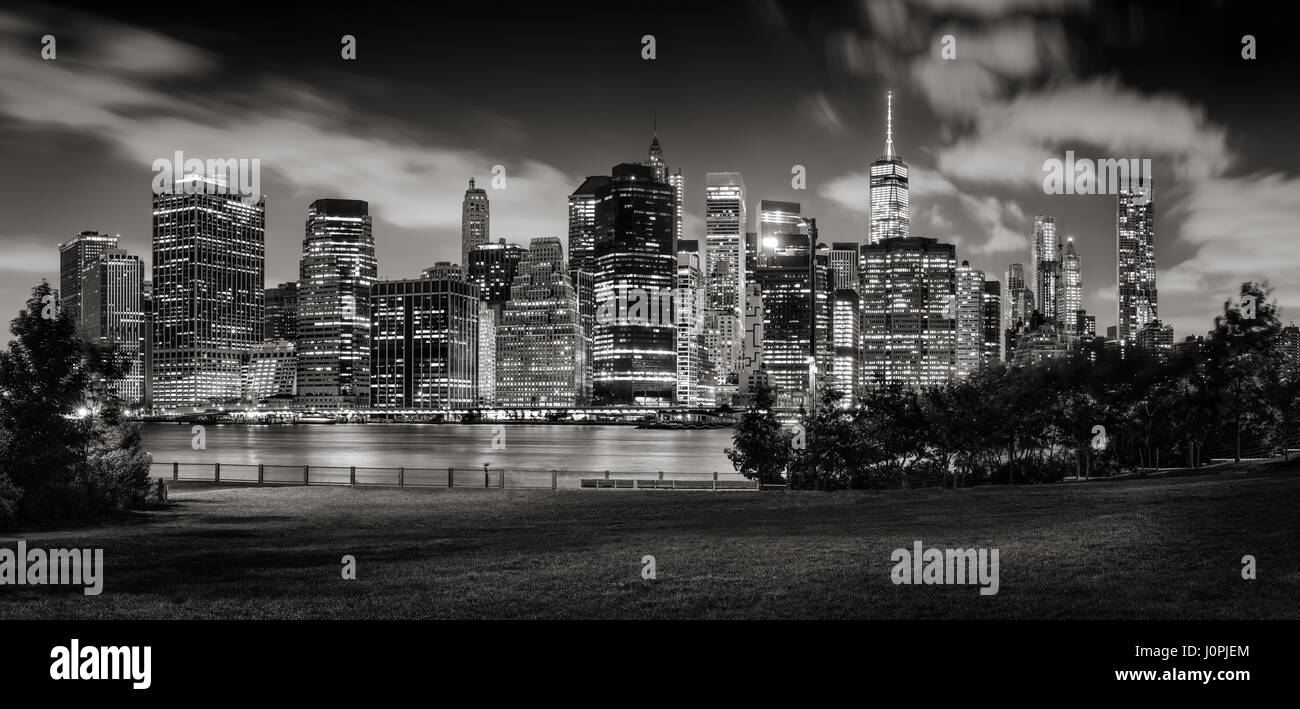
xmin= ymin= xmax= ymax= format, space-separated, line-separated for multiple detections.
xmin=726 ymin=382 xmax=791 ymax=485
xmin=0 ymin=282 xmax=152 ymax=526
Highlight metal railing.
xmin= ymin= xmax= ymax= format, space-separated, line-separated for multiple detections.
xmin=148 ymin=463 xmax=757 ymax=490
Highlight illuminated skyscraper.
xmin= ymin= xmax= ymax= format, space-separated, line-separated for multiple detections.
xmin=982 ymin=280 xmax=1003 ymax=366
xmin=461 ymin=178 xmax=490 ymax=269
xmin=296 ymin=199 xmax=376 ymax=409
xmin=152 ymin=174 xmax=265 ymax=409
xmin=860 ymin=236 xmax=957 ymax=389
xmin=754 ymin=208 xmax=833 ymax=410
xmin=955 ymin=260 xmax=985 ymax=379
xmin=866 ymin=91 xmax=910 ymax=245
xmin=675 ymin=244 xmax=709 ymax=406
xmin=669 ymin=169 xmax=685 ymax=242
xmin=466 ymin=239 xmax=526 ymax=307
xmin=568 ymin=176 xmax=610 ymax=275
xmin=592 ymin=162 xmax=677 ymax=405
xmin=704 ymin=172 xmax=747 ymax=386
xmin=1058 ymin=237 xmax=1083 ymax=328
xmin=831 ymin=289 xmax=860 ymax=401
xmin=263 ymin=282 xmax=298 ymax=342
xmin=1117 ymin=175 xmax=1157 ymax=343
xmin=82 ymin=248 xmax=145 ymax=405
xmin=496 ymin=237 xmax=585 ymax=407
xmin=59 ymin=231 xmax=119 ymax=332
xmin=567 ymin=175 xmax=608 ymax=404
xmin=370 ymin=277 xmax=479 ymax=409
xmin=1031 ymin=216 xmax=1060 ymax=321
xmin=829 ymin=242 xmax=860 ymax=293
xmin=1004 ymin=263 xmax=1029 ymax=328
xmin=242 ymin=339 xmax=297 ymax=404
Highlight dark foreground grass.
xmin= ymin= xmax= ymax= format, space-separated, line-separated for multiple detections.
xmin=2 ymin=460 xmax=1298 ymax=619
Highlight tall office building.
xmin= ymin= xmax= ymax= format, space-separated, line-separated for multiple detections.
xmin=1117 ymin=175 xmax=1157 ymax=343
xmin=831 ymin=289 xmax=860 ymax=401
xmin=737 ymin=282 xmax=767 ymax=402
xmin=461 ymin=178 xmax=490 ymax=269
xmin=866 ymin=91 xmax=910 ymax=245
xmin=263 ymin=282 xmax=299 ymax=342
xmin=1030 ymin=216 xmax=1060 ymax=321
xmin=592 ymin=162 xmax=677 ymax=405
xmin=1004 ymin=263 xmax=1029 ymax=328
xmin=567 ymin=175 xmax=608 ymax=404
xmin=59 ymin=231 xmax=119 ymax=332
xmin=495 ymin=237 xmax=585 ymax=407
xmin=669 ymin=169 xmax=685 ymax=243
xmin=567 ymin=176 xmax=610 ymax=275
xmin=476 ymin=301 xmax=496 ymax=406
xmin=646 ymin=131 xmax=667 ymax=182
xmin=757 ymin=200 xmax=804 ymax=259
xmin=955 ymin=260 xmax=985 ymax=379
xmin=466 ymin=239 xmax=526 ymax=307
xmin=370 ymin=277 xmax=479 ymax=409
xmin=296 ymin=199 xmax=376 ymax=409
xmin=754 ymin=211 xmax=833 ymax=410
xmin=982 ymin=280 xmax=1003 ymax=366
xmin=82 ymin=248 xmax=145 ymax=405
xmin=829 ymin=242 xmax=861 ymax=293
xmin=860 ymin=236 xmax=958 ymax=389
xmin=152 ymin=174 xmax=265 ymax=409
xmin=704 ymin=172 xmax=747 ymax=384
xmin=675 ymin=245 xmax=708 ymax=406
xmin=1058 ymin=237 xmax=1082 ymax=328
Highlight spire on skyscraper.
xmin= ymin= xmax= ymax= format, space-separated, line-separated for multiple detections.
xmin=885 ymin=91 xmax=895 ymax=159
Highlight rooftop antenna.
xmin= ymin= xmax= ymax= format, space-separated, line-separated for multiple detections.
xmin=885 ymin=91 xmax=895 ymax=158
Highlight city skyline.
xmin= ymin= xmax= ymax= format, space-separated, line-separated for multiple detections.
xmin=2 ymin=2 xmax=1298 ymax=344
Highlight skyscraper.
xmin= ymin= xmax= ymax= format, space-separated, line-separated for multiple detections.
xmin=82 ymin=248 xmax=145 ymax=405
xmin=370 ymin=277 xmax=479 ymax=409
xmin=1058 ymin=237 xmax=1082 ymax=327
xmin=955 ymin=261 xmax=985 ymax=379
xmin=567 ymin=176 xmax=611 ymax=275
xmin=592 ymin=162 xmax=677 ymax=405
xmin=866 ymin=91 xmax=910 ymax=245
xmin=675 ymin=244 xmax=708 ymax=406
xmin=1004 ymin=263 xmax=1029 ymax=329
xmin=1030 ymin=216 xmax=1060 ymax=321
xmin=59 ymin=231 xmax=119 ymax=332
xmin=704 ymin=172 xmax=747 ymax=386
xmin=263 ymin=282 xmax=299 ymax=342
xmin=461 ymin=178 xmax=490 ymax=269
xmin=567 ymin=175 xmax=609 ymax=404
xmin=669 ymin=169 xmax=685 ymax=243
xmin=831 ymin=289 xmax=860 ymax=401
xmin=466 ymin=239 xmax=526 ymax=307
xmin=982 ymin=280 xmax=1003 ymax=366
xmin=1117 ymin=175 xmax=1157 ymax=343
xmin=496 ymin=237 xmax=585 ymax=407
xmin=296 ymin=199 xmax=376 ymax=409
xmin=860 ymin=236 xmax=957 ymax=389
xmin=754 ymin=209 xmax=833 ymax=410
xmin=829 ymin=242 xmax=861 ymax=293
xmin=152 ymin=174 xmax=265 ymax=409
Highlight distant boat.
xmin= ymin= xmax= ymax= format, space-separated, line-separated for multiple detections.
xmin=297 ymin=412 xmax=337 ymax=424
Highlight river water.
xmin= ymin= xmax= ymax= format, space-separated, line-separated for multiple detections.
xmin=138 ymin=422 xmax=741 ymax=479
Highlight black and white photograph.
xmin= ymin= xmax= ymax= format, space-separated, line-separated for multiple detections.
xmin=0 ymin=0 xmax=1293 ymax=694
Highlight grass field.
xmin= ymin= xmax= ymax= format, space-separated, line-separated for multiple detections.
xmin=2 ymin=460 xmax=1298 ymax=619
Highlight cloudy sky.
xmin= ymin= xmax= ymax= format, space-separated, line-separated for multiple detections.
xmin=1 ymin=0 xmax=1297 ymax=339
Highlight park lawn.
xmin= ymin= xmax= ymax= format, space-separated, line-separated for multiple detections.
xmin=1 ymin=460 xmax=1297 ymax=619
